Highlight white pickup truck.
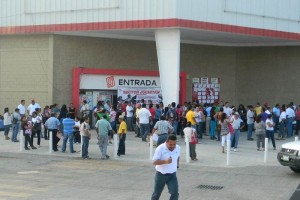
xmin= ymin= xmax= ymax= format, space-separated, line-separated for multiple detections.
xmin=277 ymin=141 xmax=300 ymax=173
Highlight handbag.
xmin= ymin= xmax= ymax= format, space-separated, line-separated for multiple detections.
xmin=190 ymin=129 xmax=198 ymax=144
xmin=228 ymin=123 xmax=234 ymax=134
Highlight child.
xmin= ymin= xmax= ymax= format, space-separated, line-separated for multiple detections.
xmin=80 ymin=116 xmax=91 ymax=159
xmin=117 ymin=115 xmax=127 ymax=156
xmin=21 ymin=116 xmax=37 ymax=150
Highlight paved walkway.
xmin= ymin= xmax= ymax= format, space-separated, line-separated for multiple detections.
xmin=0 ymin=129 xmax=294 ymax=168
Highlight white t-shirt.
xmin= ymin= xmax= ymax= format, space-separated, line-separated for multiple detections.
xmin=266 ymin=118 xmax=274 ymax=131
xmin=3 ymin=113 xmax=12 ymax=125
xmin=224 ymin=106 xmax=232 ymax=117
xmin=126 ymin=105 xmax=134 ymax=117
xmin=152 ymin=143 xmax=181 ymax=174
xmin=18 ymin=104 xmax=26 ymax=115
xmin=286 ymin=107 xmax=295 ymax=118
xmin=137 ymin=108 xmax=151 ymax=124
xmin=183 ymin=127 xmax=196 ymax=142
xmin=232 ymin=118 xmax=243 ymax=129
xmin=194 ymin=111 xmax=203 ymax=123
xmin=279 ymin=111 xmax=286 ymax=123
xmin=247 ymin=110 xmax=254 ymax=124
xmin=27 ymin=103 xmax=41 ymax=115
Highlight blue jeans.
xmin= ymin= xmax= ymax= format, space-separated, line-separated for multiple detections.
xmin=231 ymin=129 xmax=240 ymax=149
xmin=151 ymin=172 xmax=179 ymax=200
xmin=110 ymin=121 xmax=117 ymax=132
xmin=266 ymin=130 xmax=276 ymax=149
xmin=62 ymin=133 xmax=74 ymax=153
xmin=247 ymin=123 xmax=254 ymax=139
xmin=126 ymin=117 xmax=133 ymax=131
xmin=286 ymin=117 xmax=294 ymax=138
xmin=210 ymin=121 xmax=216 ymax=138
xmin=140 ymin=123 xmax=150 ymax=140
xmin=172 ymin=121 xmax=178 ymax=135
xmin=82 ymin=136 xmax=89 ymax=158
xmin=196 ymin=122 xmax=204 ymax=139
xmin=157 ymin=133 xmax=168 ymax=147
xmin=12 ymin=123 xmax=20 ymax=141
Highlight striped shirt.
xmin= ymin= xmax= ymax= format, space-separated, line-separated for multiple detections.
xmin=62 ymin=118 xmax=75 ymax=134
xmin=154 ymin=120 xmax=173 ymax=135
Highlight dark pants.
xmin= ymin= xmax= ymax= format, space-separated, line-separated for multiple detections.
xmin=126 ymin=117 xmax=133 ymax=131
xmin=189 ymin=143 xmax=196 ymax=159
xmin=74 ymin=130 xmax=81 ymax=143
xmin=24 ymin=134 xmax=33 ymax=148
xmin=48 ymin=129 xmax=59 ymax=151
xmin=266 ymin=130 xmax=276 ymax=149
xmin=295 ymin=120 xmax=300 ymax=136
xmin=31 ymin=130 xmax=41 ymax=146
xmin=151 ymin=172 xmax=179 ymax=200
xmin=118 ymin=134 xmax=126 ymax=155
xmin=140 ymin=123 xmax=150 ymax=141
xmin=82 ymin=136 xmax=89 ymax=158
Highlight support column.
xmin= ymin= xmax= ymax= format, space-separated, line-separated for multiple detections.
xmin=155 ymin=29 xmax=180 ymax=106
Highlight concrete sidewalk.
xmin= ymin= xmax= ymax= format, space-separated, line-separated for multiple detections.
xmin=0 ymin=129 xmax=293 ymax=168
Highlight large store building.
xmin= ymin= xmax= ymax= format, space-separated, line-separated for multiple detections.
xmin=1 ymin=0 xmax=300 ymax=112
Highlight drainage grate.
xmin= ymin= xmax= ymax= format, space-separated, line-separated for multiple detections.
xmin=196 ymin=185 xmax=224 ymax=190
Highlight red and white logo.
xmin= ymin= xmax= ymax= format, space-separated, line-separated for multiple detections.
xmin=106 ymin=76 xmax=115 ymax=88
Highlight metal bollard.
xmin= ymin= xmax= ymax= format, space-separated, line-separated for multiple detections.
xmin=226 ymin=139 xmax=231 ymax=166
xmin=80 ymin=135 xmax=83 ymax=157
xmin=20 ymin=134 xmax=23 ymax=152
xmin=295 ymin=136 xmax=299 ymax=142
xmin=114 ymin=134 xmax=118 ymax=158
xmin=150 ymin=136 xmax=154 ymax=160
xmin=264 ymin=138 xmax=268 ymax=163
xmin=49 ymin=131 xmax=53 ymax=153
xmin=185 ymin=137 xmax=190 ymax=163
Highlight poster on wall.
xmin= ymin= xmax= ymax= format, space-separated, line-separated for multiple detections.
xmin=79 ymin=94 xmax=93 ymax=110
xmin=192 ymin=77 xmax=220 ymax=104
xmin=117 ymin=87 xmax=162 ymax=104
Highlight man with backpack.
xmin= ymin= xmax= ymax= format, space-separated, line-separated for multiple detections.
xmin=167 ymin=102 xmax=178 ymax=135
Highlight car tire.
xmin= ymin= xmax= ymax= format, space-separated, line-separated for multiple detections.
xmin=289 ymin=167 xmax=300 ymax=173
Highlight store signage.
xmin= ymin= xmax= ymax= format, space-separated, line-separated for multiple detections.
xmin=117 ymin=87 xmax=162 ymax=104
xmin=80 ymin=74 xmax=161 ymax=90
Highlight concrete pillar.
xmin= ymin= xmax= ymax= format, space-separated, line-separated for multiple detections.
xmin=155 ymin=29 xmax=180 ymax=106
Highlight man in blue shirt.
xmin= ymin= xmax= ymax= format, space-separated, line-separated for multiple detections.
xmin=44 ymin=113 xmax=61 ymax=151
xmin=61 ymin=113 xmax=76 ymax=153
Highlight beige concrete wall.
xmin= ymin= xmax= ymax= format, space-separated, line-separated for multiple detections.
xmin=236 ymin=46 xmax=300 ymax=107
xmin=0 ymin=35 xmax=51 ymax=113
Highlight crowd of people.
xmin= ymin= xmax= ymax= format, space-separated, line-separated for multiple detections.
xmin=1 ymin=98 xmax=299 ymax=160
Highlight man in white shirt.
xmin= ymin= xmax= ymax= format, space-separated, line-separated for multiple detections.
xmin=286 ymin=104 xmax=295 ymax=138
xmin=246 ymin=105 xmax=254 ymax=141
xmin=17 ymin=99 xmax=26 ymax=117
xmin=137 ymin=103 xmax=151 ymax=142
xmin=151 ymin=134 xmax=180 ymax=200
xmin=27 ymin=99 xmax=41 ymax=117
xmin=223 ymin=102 xmax=232 ymax=117
xmin=126 ymin=101 xmax=134 ymax=132
xmin=231 ymin=112 xmax=245 ymax=151
xmin=80 ymin=100 xmax=90 ymax=118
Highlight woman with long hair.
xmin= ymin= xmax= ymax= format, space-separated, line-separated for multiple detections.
xmin=219 ymin=113 xmax=231 ymax=153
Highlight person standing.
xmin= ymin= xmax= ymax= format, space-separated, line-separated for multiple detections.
xmin=42 ymin=105 xmax=51 ymax=140
xmin=11 ymin=108 xmax=21 ymax=142
xmin=17 ymin=100 xmax=26 ymax=117
xmin=167 ymin=102 xmax=178 ymax=135
xmin=231 ymin=112 xmax=245 ymax=152
xmin=68 ymin=103 xmax=76 ymax=119
xmin=80 ymin=116 xmax=91 ymax=159
xmin=183 ymin=122 xmax=198 ymax=161
xmin=194 ymin=106 xmax=204 ymax=140
xmin=21 ymin=116 xmax=37 ymax=150
xmin=95 ymin=114 xmax=113 ymax=160
xmin=152 ymin=116 xmax=173 ymax=147
xmin=80 ymin=100 xmax=90 ymax=118
xmin=294 ymin=105 xmax=300 ymax=136
xmin=138 ymin=103 xmax=152 ymax=142
xmin=246 ymin=105 xmax=255 ymax=141
xmin=286 ymin=103 xmax=295 ymax=138
xmin=254 ymin=115 xmax=266 ymax=151
xmin=117 ymin=115 xmax=127 ymax=156
xmin=151 ymin=134 xmax=180 ymax=200
xmin=219 ymin=113 xmax=231 ymax=153
xmin=3 ymin=107 xmax=12 ymax=140
xmin=126 ymin=101 xmax=134 ymax=131
xmin=266 ymin=114 xmax=276 ymax=150
xmin=31 ymin=111 xmax=42 ymax=147
xmin=44 ymin=113 xmax=61 ymax=152
xmin=186 ymin=106 xmax=196 ymax=130
xmin=110 ymin=106 xmax=117 ymax=133
xmin=27 ymin=99 xmax=41 ymax=117
xmin=61 ymin=113 xmax=76 ymax=153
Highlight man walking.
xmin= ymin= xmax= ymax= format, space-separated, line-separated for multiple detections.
xmin=61 ymin=113 xmax=76 ymax=153
xmin=151 ymin=134 xmax=180 ymax=200
xmin=95 ymin=114 xmax=113 ymax=160
xmin=44 ymin=113 xmax=61 ymax=152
